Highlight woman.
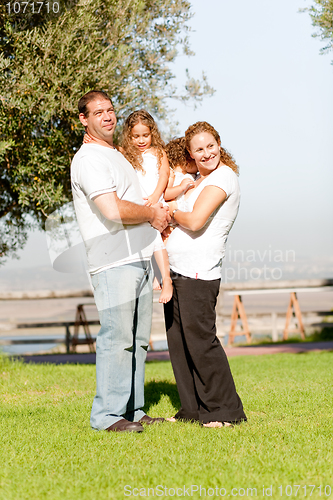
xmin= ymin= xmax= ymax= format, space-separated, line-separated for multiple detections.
xmin=164 ymin=121 xmax=246 ymax=427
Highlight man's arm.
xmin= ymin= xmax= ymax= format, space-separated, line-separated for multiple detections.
xmin=93 ymin=192 xmax=170 ymax=232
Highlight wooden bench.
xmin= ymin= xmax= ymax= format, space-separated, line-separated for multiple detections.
xmin=1 ymin=299 xmax=162 ymax=353
xmin=0 ymin=291 xmax=98 ymax=354
xmin=1 ymin=316 xmax=99 ymax=354
xmin=0 ymin=302 xmax=99 ymax=354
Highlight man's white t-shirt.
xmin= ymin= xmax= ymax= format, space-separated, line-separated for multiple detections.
xmin=166 ymin=165 xmax=240 ymax=280
xmin=71 ymin=144 xmax=162 ymax=274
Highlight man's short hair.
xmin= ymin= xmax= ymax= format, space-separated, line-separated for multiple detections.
xmin=78 ymin=90 xmax=113 ymax=116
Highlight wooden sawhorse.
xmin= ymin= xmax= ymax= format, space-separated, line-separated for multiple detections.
xmin=228 ymin=294 xmax=251 ymax=346
xmin=227 ymin=288 xmax=308 ymax=346
xmin=283 ymin=292 xmax=305 ymax=340
xmin=71 ymin=303 xmax=96 ymax=353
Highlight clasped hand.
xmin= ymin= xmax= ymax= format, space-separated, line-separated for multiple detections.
xmin=150 ymin=203 xmax=170 ymax=232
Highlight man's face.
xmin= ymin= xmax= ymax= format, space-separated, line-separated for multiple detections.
xmin=79 ymin=98 xmax=117 ymax=143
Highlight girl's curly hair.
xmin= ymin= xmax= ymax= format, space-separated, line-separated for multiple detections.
xmin=120 ymin=110 xmax=165 ymax=174
xmin=185 ymin=121 xmax=239 ymax=175
xmin=165 ymin=137 xmax=192 ymax=174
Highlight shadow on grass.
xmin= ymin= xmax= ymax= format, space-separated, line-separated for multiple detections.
xmin=143 ymin=380 xmax=180 ymax=414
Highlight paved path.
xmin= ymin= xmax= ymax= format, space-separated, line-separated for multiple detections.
xmin=17 ymin=341 xmax=333 ymax=365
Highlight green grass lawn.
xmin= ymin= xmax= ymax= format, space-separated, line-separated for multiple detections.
xmin=1 ymin=352 xmax=333 ymax=500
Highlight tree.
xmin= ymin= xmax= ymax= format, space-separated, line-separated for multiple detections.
xmin=0 ymin=0 xmax=214 ymax=261
xmin=304 ymin=0 xmax=333 ymax=58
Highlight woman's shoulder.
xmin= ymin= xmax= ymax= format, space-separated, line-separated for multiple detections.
xmin=209 ymin=165 xmax=238 ymax=183
xmin=217 ymin=164 xmax=237 ymax=176
xmin=202 ymin=165 xmax=239 ymax=196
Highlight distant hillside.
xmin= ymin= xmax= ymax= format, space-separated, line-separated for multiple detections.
xmin=0 ymin=265 xmax=90 ymax=292
xmin=0 ymin=256 xmax=331 ymax=292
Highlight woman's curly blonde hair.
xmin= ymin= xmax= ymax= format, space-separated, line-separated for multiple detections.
xmin=165 ymin=137 xmax=192 ymax=174
xmin=120 ymin=110 xmax=165 ymax=174
xmin=185 ymin=121 xmax=239 ymax=175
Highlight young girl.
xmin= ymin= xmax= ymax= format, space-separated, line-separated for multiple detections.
xmin=161 ymin=137 xmax=200 ymax=243
xmin=120 ymin=110 xmax=170 ymax=206
xmin=164 ymin=137 xmax=198 ymax=201
xmin=120 ymin=110 xmax=173 ymax=303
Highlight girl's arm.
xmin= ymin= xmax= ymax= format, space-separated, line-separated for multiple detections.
xmin=164 ymin=177 xmax=195 ymax=201
xmin=83 ymin=129 xmax=93 ymax=143
xmin=169 ymin=185 xmax=227 ymax=232
xmin=164 ymin=169 xmax=177 ymax=201
xmin=145 ymin=151 xmax=170 ymax=206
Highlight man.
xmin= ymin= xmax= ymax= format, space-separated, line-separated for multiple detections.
xmin=71 ymin=90 xmax=169 ymax=432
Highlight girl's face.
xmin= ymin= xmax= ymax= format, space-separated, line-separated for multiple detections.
xmin=131 ymin=122 xmax=152 ymax=153
xmin=189 ymin=132 xmax=220 ymax=172
xmin=185 ymin=158 xmax=198 ymax=175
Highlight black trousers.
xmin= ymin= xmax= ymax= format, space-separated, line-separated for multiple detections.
xmin=164 ymin=272 xmax=247 ymax=424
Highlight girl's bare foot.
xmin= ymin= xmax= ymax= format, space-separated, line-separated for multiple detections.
xmin=159 ymin=277 xmax=173 ymax=303
xmin=153 ymin=276 xmax=161 ymax=291
xmin=166 ymin=417 xmax=177 ymax=422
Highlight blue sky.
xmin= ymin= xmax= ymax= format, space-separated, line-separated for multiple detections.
xmin=3 ymin=0 xmax=333 ymax=282
xmin=171 ymin=0 xmax=333 ymax=267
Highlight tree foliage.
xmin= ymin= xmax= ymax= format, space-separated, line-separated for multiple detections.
xmin=0 ymin=0 xmax=214 ymax=260
xmin=304 ymin=0 xmax=333 ymax=57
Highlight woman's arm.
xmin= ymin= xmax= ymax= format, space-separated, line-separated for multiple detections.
xmin=145 ymin=151 xmax=170 ymax=206
xmin=170 ymin=185 xmax=227 ymax=232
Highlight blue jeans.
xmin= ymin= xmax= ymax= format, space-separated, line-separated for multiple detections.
xmin=90 ymin=260 xmax=153 ymax=430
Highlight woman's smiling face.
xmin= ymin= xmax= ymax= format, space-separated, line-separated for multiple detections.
xmin=189 ymin=132 xmax=220 ymax=172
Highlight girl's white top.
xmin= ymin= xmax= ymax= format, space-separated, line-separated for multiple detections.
xmin=166 ymin=165 xmax=240 ymax=281
xmin=173 ymin=170 xmax=195 ymax=187
xmin=135 ymin=151 xmax=164 ymax=203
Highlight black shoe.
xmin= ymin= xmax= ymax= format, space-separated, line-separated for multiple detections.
xmin=139 ymin=415 xmax=165 ymax=425
xmin=106 ymin=419 xmax=144 ymax=433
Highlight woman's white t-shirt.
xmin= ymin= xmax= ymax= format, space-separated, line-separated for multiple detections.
xmin=166 ymin=165 xmax=240 ymax=280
